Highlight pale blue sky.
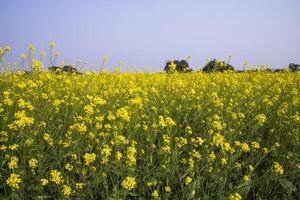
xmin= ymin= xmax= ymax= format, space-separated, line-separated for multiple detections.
xmin=1 ymin=0 xmax=299 ymax=71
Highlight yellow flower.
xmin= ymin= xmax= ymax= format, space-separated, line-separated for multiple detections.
xmin=262 ymin=147 xmax=269 ymax=154
xmin=248 ymin=165 xmax=254 ymax=172
xmin=31 ymin=59 xmax=44 ymax=70
xmin=83 ymin=152 xmax=96 ymax=165
xmin=121 ymin=176 xmax=136 ymax=191
xmin=229 ymin=192 xmax=242 ymax=200
xmin=168 ymin=62 xmax=176 ymax=71
xmin=251 ymin=141 xmax=260 ymax=149
xmin=165 ymin=117 xmax=176 ymax=126
xmin=151 ymin=190 xmax=159 ymax=199
xmin=165 ymin=186 xmax=171 ymax=192
xmin=192 ymin=190 xmax=196 ymax=196
xmin=243 ymin=175 xmax=250 ymax=182
xmin=65 ymin=163 xmax=73 ymax=171
xmin=241 ymin=143 xmax=250 ymax=152
xmin=50 ymin=41 xmax=56 ymax=48
xmin=5 ymin=46 xmax=11 ymax=52
xmin=221 ymin=157 xmax=227 ymax=165
xmin=76 ymin=182 xmax=84 ymax=189
xmin=20 ymin=53 xmax=27 ymax=60
xmin=8 ymin=156 xmax=18 ymax=169
xmin=191 ymin=137 xmax=205 ymax=147
xmin=9 ymin=144 xmax=20 ymax=151
xmin=175 ymin=137 xmax=188 ymax=148
xmin=116 ymin=107 xmax=131 ymax=121
xmin=101 ymin=145 xmax=112 ymax=164
xmin=40 ymin=51 xmax=46 ymax=57
xmin=6 ymin=173 xmax=21 ymax=189
xmin=28 ymin=44 xmax=36 ymax=51
xmin=115 ymin=151 xmax=123 ymax=161
xmin=185 ymin=176 xmax=192 ymax=185
xmin=161 ymin=145 xmax=171 ymax=153
xmin=208 ymin=151 xmax=216 ymax=162
xmin=212 ymin=120 xmax=223 ymax=131
xmin=62 ymin=185 xmax=72 ymax=197
xmin=235 ymin=163 xmax=242 ymax=171
xmin=212 ymin=133 xmax=225 ymax=147
xmin=146 ymin=181 xmax=153 ymax=187
xmin=273 ymin=162 xmax=284 ymax=175
xmin=40 ymin=179 xmax=49 ymax=186
xmin=50 ymin=169 xmax=63 ymax=184
xmin=255 ymin=114 xmax=266 ymax=126
xmin=126 ymin=145 xmax=137 ymax=166
xmin=28 ymin=158 xmax=38 ymax=170
xmin=274 ymin=142 xmax=280 ymax=148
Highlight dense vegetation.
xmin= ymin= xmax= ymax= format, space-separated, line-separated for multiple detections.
xmin=0 ymin=45 xmax=299 ymax=199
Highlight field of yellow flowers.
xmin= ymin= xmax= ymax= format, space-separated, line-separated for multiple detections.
xmin=0 ymin=69 xmax=299 ymax=199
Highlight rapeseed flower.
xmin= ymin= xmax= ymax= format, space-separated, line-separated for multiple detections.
xmin=229 ymin=192 xmax=242 ymax=200
xmin=121 ymin=176 xmax=136 ymax=191
xmin=50 ymin=169 xmax=63 ymax=184
xmin=6 ymin=173 xmax=21 ymax=189
xmin=83 ymin=153 xmax=96 ymax=165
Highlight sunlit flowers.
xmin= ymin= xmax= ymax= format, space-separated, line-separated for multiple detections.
xmin=83 ymin=153 xmax=97 ymax=165
xmin=50 ymin=41 xmax=56 ymax=48
xmin=255 ymin=113 xmax=266 ymax=126
xmin=62 ymin=185 xmax=72 ymax=197
xmin=229 ymin=192 xmax=242 ymax=200
xmin=0 ymin=64 xmax=298 ymax=199
xmin=151 ymin=190 xmax=159 ymax=199
xmin=273 ymin=162 xmax=284 ymax=175
xmin=28 ymin=158 xmax=38 ymax=171
xmin=40 ymin=178 xmax=49 ymax=186
xmin=6 ymin=173 xmax=21 ymax=189
xmin=165 ymin=186 xmax=171 ymax=192
xmin=50 ymin=169 xmax=63 ymax=184
xmin=8 ymin=156 xmax=18 ymax=169
xmin=31 ymin=59 xmax=44 ymax=70
xmin=185 ymin=176 xmax=193 ymax=185
xmin=241 ymin=143 xmax=250 ymax=152
xmin=121 ymin=176 xmax=136 ymax=191
xmin=20 ymin=53 xmax=27 ymax=60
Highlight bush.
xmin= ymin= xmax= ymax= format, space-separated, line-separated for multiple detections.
xmin=288 ymin=63 xmax=300 ymax=72
xmin=164 ymin=60 xmax=193 ymax=73
xmin=202 ymin=59 xmax=234 ymax=73
xmin=48 ymin=65 xmax=81 ymax=74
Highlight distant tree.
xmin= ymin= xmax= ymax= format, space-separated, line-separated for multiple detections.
xmin=273 ymin=68 xmax=287 ymax=73
xmin=48 ymin=65 xmax=81 ymax=74
xmin=164 ymin=60 xmax=193 ymax=73
xmin=202 ymin=59 xmax=234 ymax=73
xmin=288 ymin=63 xmax=300 ymax=72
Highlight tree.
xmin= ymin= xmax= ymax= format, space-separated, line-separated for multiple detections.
xmin=202 ymin=59 xmax=234 ymax=73
xmin=48 ymin=65 xmax=81 ymax=74
xmin=164 ymin=60 xmax=193 ymax=73
xmin=288 ymin=63 xmax=300 ymax=72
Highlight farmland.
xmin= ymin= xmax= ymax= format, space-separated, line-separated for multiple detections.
xmin=0 ymin=70 xmax=299 ymax=199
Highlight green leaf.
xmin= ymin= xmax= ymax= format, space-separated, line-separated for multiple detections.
xmin=279 ymin=179 xmax=297 ymax=193
xmin=236 ymin=182 xmax=251 ymax=198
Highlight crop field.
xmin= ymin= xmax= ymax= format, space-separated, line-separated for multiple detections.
xmin=0 ymin=70 xmax=299 ymax=199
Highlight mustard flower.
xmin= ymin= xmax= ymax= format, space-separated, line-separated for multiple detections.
xmin=6 ymin=173 xmax=21 ymax=189
xmin=121 ymin=176 xmax=136 ymax=191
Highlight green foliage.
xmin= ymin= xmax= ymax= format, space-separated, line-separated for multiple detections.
xmin=48 ymin=65 xmax=81 ymax=74
xmin=288 ymin=63 xmax=300 ymax=72
xmin=202 ymin=59 xmax=235 ymax=73
xmin=164 ymin=60 xmax=193 ymax=73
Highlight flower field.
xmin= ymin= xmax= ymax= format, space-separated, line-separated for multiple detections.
xmin=0 ymin=71 xmax=299 ymax=199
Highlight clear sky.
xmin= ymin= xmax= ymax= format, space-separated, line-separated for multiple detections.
xmin=1 ymin=0 xmax=300 ymax=71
